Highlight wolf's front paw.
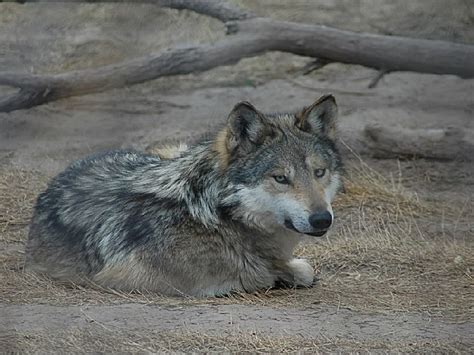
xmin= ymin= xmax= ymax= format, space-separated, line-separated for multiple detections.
xmin=288 ymin=258 xmax=314 ymax=287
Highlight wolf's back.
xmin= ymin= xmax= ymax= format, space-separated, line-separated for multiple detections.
xmin=24 ymin=150 xmax=165 ymax=280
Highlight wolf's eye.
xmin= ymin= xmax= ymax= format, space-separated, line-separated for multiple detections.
xmin=314 ymin=168 xmax=326 ymax=178
xmin=273 ymin=175 xmax=290 ymax=184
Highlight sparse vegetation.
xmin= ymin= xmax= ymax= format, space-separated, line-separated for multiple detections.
xmin=3 ymin=327 xmax=472 ymax=353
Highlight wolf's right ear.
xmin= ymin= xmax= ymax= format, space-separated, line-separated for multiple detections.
xmin=225 ymin=101 xmax=273 ymax=153
xmin=295 ymin=95 xmax=338 ymax=139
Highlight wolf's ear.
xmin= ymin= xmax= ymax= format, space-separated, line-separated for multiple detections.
xmin=226 ymin=101 xmax=273 ymax=152
xmin=295 ymin=94 xmax=338 ymax=139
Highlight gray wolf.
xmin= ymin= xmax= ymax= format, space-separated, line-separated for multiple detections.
xmin=25 ymin=95 xmax=343 ymax=297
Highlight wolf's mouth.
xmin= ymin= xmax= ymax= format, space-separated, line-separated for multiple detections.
xmin=284 ymin=219 xmax=299 ymax=233
xmin=305 ymin=230 xmax=328 ymax=237
xmin=284 ymin=219 xmax=328 ymax=237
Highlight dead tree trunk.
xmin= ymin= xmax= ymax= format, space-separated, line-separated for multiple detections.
xmin=1 ymin=0 xmax=473 ymax=113
xmin=364 ymin=125 xmax=474 ymax=161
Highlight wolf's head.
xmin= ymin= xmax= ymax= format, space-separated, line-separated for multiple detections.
xmin=216 ymin=95 xmax=342 ymax=237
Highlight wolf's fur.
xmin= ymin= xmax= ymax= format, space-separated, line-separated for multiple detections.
xmin=25 ymin=95 xmax=343 ymax=297
xmin=146 ymin=141 xmax=189 ymax=160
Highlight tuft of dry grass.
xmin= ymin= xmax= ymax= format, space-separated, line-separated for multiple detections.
xmin=0 ymin=168 xmax=47 ymax=241
xmin=335 ymin=159 xmax=443 ymax=218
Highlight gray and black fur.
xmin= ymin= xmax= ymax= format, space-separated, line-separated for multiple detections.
xmin=25 ymin=95 xmax=343 ymax=297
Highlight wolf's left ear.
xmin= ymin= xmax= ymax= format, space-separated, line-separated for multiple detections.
xmin=295 ymin=94 xmax=338 ymax=139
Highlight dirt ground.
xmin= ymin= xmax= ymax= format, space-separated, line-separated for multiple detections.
xmin=1 ymin=1 xmax=473 ymax=353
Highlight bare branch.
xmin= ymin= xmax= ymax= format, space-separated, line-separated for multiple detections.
xmin=0 ymin=89 xmax=58 ymax=112
xmin=0 ymin=8 xmax=473 ymax=112
xmin=241 ymin=19 xmax=474 ymax=78
xmin=155 ymin=0 xmax=255 ymax=22
xmin=0 ymin=35 xmax=268 ymax=112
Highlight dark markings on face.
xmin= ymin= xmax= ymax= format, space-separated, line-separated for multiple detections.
xmin=227 ymin=128 xmax=342 ymax=187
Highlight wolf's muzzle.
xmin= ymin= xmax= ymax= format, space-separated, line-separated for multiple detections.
xmin=284 ymin=212 xmax=332 ymax=237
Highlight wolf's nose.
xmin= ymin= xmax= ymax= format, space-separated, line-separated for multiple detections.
xmin=308 ymin=211 xmax=332 ymax=230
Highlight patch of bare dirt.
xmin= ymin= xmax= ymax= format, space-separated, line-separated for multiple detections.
xmin=1 ymin=303 xmax=472 ymax=353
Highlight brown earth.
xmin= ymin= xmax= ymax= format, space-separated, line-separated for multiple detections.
xmin=0 ymin=0 xmax=473 ymax=352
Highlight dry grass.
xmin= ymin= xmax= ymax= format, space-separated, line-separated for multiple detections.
xmin=0 ymin=161 xmax=472 ymax=321
xmin=2 ymin=327 xmax=470 ymax=353
xmin=0 ymin=168 xmax=46 ymax=241
xmin=336 ymin=157 xmax=444 ymax=217
xmin=298 ymin=216 xmax=473 ymax=320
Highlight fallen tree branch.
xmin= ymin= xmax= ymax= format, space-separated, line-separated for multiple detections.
xmin=1 ymin=1 xmax=473 ymax=112
xmin=0 ymin=36 xmax=269 ymax=112
xmin=364 ymin=124 xmax=474 ymax=161
xmin=0 ymin=89 xmax=56 ymax=113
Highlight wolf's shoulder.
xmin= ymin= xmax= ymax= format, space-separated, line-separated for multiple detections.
xmin=49 ymin=149 xmax=161 ymax=187
xmin=73 ymin=149 xmax=160 ymax=168
xmin=68 ymin=149 xmax=160 ymax=172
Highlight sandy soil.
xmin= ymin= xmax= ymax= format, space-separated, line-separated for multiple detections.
xmin=1 ymin=0 xmax=473 ymax=352
xmin=2 ymin=303 xmax=472 ymax=350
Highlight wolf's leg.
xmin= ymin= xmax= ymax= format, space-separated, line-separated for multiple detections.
xmin=286 ymin=258 xmax=315 ymax=287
